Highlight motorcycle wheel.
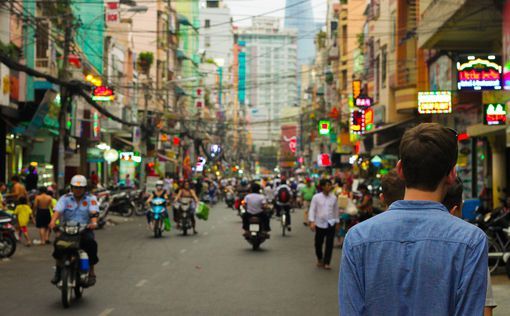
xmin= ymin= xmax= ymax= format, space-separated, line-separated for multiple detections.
xmin=134 ymin=202 xmax=147 ymax=216
xmin=154 ymin=219 xmax=161 ymax=238
xmin=74 ymin=277 xmax=83 ymax=299
xmin=0 ymin=234 xmax=17 ymax=258
xmin=488 ymin=238 xmax=502 ymax=274
xmin=182 ymin=224 xmax=188 ymax=236
xmin=61 ymin=267 xmax=72 ymax=308
xmin=281 ymin=214 xmax=287 ymax=237
xmin=252 ymin=241 xmax=260 ymax=250
xmin=121 ymin=203 xmax=135 ymax=217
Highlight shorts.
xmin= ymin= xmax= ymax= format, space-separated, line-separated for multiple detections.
xmin=20 ymin=226 xmax=28 ymax=233
xmin=36 ymin=209 xmax=51 ymax=228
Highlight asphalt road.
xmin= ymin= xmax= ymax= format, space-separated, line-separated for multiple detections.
xmin=2 ymin=203 xmax=510 ymax=315
xmin=0 ymin=204 xmax=340 ymax=315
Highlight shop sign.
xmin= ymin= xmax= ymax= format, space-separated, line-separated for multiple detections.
xmin=504 ymin=1 xmax=510 ymax=90
xmin=318 ymin=120 xmax=330 ymax=135
xmin=0 ymin=63 xmax=9 ymax=106
xmin=352 ymin=80 xmax=361 ymax=99
xmin=317 ymin=153 xmax=331 ymax=167
xmin=350 ymin=108 xmax=374 ymax=135
xmin=104 ymin=149 xmax=119 ymax=163
xmin=457 ymin=55 xmax=502 ymax=90
xmin=87 ymin=148 xmax=104 ymax=163
xmin=196 ymin=156 xmax=206 ymax=172
xmin=355 ymin=96 xmax=373 ymax=108
xmin=106 ymin=1 xmax=120 ymax=24
xmin=120 ymin=151 xmax=142 ymax=163
xmin=483 ymin=103 xmax=507 ymax=126
xmin=429 ymin=55 xmax=453 ymax=91
xmin=92 ymin=86 xmax=115 ymax=101
xmin=418 ymin=91 xmax=452 ymax=114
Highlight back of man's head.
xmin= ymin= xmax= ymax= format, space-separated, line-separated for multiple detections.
xmin=381 ymin=170 xmax=405 ymax=207
xmin=399 ymin=123 xmax=458 ymax=191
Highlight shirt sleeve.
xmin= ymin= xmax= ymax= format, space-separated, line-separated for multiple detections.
xmin=339 ymin=234 xmax=365 ymax=316
xmin=55 ymin=197 xmax=66 ymax=213
xmin=88 ymin=196 xmax=99 ymax=213
xmin=455 ymin=235 xmax=488 ymax=315
xmin=308 ymin=195 xmax=317 ymax=222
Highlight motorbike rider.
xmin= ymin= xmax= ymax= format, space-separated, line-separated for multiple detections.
xmin=146 ymin=180 xmax=170 ymax=227
xmin=235 ymin=178 xmax=251 ymax=209
xmin=49 ymin=175 xmax=99 ymax=286
xmin=242 ymin=182 xmax=270 ymax=236
xmin=173 ymin=180 xmax=200 ymax=234
xmin=275 ymin=176 xmax=293 ymax=231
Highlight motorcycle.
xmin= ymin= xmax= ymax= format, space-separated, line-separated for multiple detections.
xmin=0 ymin=214 xmax=16 ymax=258
xmin=149 ymin=197 xmax=167 ymax=238
xmin=177 ymin=197 xmax=194 ymax=236
xmin=102 ymin=189 xmax=135 ymax=217
xmin=95 ymin=189 xmax=110 ymax=228
xmin=53 ymin=222 xmax=93 ymax=308
xmin=225 ymin=191 xmax=235 ymax=209
xmin=244 ymin=215 xmax=269 ymax=250
xmin=133 ymin=189 xmax=150 ymax=216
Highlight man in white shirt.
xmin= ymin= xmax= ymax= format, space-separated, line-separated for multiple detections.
xmin=308 ymin=179 xmax=339 ymax=270
xmin=243 ymin=182 xmax=270 ymax=233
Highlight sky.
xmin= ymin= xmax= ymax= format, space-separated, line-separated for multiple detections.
xmin=223 ymin=0 xmax=327 ymax=27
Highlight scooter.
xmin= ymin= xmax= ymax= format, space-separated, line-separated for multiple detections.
xmin=244 ymin=216 xmax=269 ymax=250
xmin=225 ymin=191 xmax=235 ymax=209
xmin=53 ymin=222 xmax=93 ymax=308
xmin=0 ymin=213 xmax=16 ymax=258
xmin=178 ymin=197 xmax=194 ymax=236
xmin=149 ymin=197 xmax=167 ymax=238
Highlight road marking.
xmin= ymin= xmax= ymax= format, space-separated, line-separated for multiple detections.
xmin=162 ymin=261 xmax=170 ymax=266
xmin=203 ymin=232 xmax=209 ymax=236
xmin=98 ymin=308 xmax=115 ymax=316
xmin=180 ymin=249 xmax=187 ymax=254
xmin=136 ymin=279 xmax=148 ymax=287
xmin=193 ymin=239 xmax=199 ymax=244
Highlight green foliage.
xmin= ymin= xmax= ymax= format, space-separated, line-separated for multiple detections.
xmin=357 ymin=33 xmax=365 ymax=51
xmin=0 ymin=41 xmax=20 ymax=59
xmin=315 ymin=31 xmax=327 ymax=49
xmin=137 ymin=51 xmax=154 ymax=74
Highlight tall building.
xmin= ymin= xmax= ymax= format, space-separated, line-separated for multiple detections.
xmin=284 ymin=0 xmax=316 ymax=65
xmin=237 ymin=17 xmax=298 ymax=148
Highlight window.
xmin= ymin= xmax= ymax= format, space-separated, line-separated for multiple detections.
xmin=342 ymin=70 xmax=347 ymax=91
xmin=375 ymin=54 xmax=380 ymax=102
xmin=205 ymin=19 xmax=210 ymax=28
xmin=342 ymin=25 xmax=348 ymax=56
xmin=381 ymin=46 xmax=387 ymax=88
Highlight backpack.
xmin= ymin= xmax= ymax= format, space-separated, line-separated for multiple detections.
xmin=277 ymin=187 xmax=291 ymax=203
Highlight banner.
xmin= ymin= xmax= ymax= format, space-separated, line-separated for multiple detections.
xmin=280 ymin=125 xmax=297 ymax=168
xmin=24 ymin=89 xmax=57 ymax=137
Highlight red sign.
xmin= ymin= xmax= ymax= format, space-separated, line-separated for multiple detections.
xmin=350 ymin=108 xmax=374 ymax=135
xmin=280 ymin=125 xmax=297 ymax=167
xmin=92 ymin=86 xmax=115 ymax=101
xmin=318 ymin=154 xmax=331 ymax=167
xmin=457 ymin=55 xmax=502 ymax=90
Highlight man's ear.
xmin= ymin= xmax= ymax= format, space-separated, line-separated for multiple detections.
xmin=446 ymin=167 xmax=457 ymax=185
xmin=396 ymin=161 xmax=405 ymax=180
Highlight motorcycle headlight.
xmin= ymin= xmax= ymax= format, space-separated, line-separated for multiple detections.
xmin=65 ymin=226 xmax=79 ymax=234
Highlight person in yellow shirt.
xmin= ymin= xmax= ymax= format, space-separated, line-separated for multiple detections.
xmin=14 ymin=197 xmax=35 ymax=246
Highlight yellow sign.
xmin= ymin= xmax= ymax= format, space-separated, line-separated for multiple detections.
xmin=2 ymin=76 xmax=9 ymax=94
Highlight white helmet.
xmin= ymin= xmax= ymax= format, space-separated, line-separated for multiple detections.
xmin=70 ymin=175 xmax=87 ymax=188
xmin=156 ymin=180 xmax=164 ymax=187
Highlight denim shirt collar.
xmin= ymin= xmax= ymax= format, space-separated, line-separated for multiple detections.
xmin=389 ymin=200 xmax=449 ymax=213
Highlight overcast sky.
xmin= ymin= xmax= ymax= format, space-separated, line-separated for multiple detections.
xmin=223 ymin=0 xmax=327 ymax=27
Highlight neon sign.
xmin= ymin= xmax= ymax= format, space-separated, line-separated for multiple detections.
xmin=457 ymin=55 xmax=502 ymax=90
xmin=352 ymin=80 xmax=361 ymax=99
xmin=319 ymin=120 xmax=331 ymax=135
xmin=350 ymin=108 xmax=374 ymax=135
xmin=355 ymin=96 xmax=373 ymax=108
xmin=92 ymin=86 xmax=115 ymax=101
xmin=484 ymin=103 xmax=507 ymax=125
xmin=418 ymin=91 xmax=452 ymax=114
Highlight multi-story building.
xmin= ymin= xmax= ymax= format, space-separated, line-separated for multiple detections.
xmin=237 ymin=17 xmax=298 ymax=149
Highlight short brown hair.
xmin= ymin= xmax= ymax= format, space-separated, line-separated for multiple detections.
xmin=399 ymin=123 xmax=458 ymax=191
xmin=381 ymin=170 xmax=405 ymax=206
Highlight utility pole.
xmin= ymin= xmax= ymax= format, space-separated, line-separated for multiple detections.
xmin=139 ymin=80 xmax=150 ymax=188
xmin=57 ymin=4 xmax=72 ymax=190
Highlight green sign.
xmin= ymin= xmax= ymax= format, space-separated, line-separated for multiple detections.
xmin=319 ymin=120 xmax=330 ymax=135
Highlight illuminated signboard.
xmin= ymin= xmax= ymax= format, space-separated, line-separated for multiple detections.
xmin=352 ymin=80 xmax=361 ymax=99
xmin=120 ymin=152 xmax=142 ymax=163
xmin=317 ymin=153 xmax=331 ymax=167
xmin=484 ymin=103 xmax=507 ymax=125
xmin=92 ymin=86 xmax=115 ymax=101
xmin=457 ymin=55 xmax=502 ymax=90
xmin=350 ymin=108 xmax=374 ymax=135
xmin=418 ymin=91 xmax=452 ymax=114
xmin=319 ymin=120 xmax=330 ymax=135
xmin=355 ymin=96 xmax=373 ymax=108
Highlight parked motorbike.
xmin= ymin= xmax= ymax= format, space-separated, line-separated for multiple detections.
xmin=149 ymin=197 xmax=167 ymax=238
xmin=133 ymin=189 xmax=150 ymax=216
xmin=177 ymin=197 xmax=194 ymax=236
xmin=102 ymin=189 xmax=135 ymax=217
xmin=0 ymin=214 xmax=16 ymax=258
xmin=244 ymin=216 xmax=269 ymax=250
xmin=95 ymin=189 xmax=110 ymax=228
xmin=53 ymin=222 xmax=93 ymax=308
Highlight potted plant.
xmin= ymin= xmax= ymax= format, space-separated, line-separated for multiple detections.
xmin=137 ymin=51 xmax=154 ymax=74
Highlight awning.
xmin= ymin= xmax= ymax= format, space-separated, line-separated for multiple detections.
xmin=174 ymin=85 xmax=189 ymax=97
xmin=177 ymin=14 xmax=198 ymax=32
xmin=364 ymin=118 xmax=415 ymax=135
xmin=467 ymin=124 xmax=506 ymax=137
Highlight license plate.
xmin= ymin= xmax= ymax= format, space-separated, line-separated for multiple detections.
xmin=249 ymin=224 xmax=260 ymax=231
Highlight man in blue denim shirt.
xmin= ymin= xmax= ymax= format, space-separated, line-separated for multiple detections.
xmin=339 ymin=123 xmax=487 ymax=315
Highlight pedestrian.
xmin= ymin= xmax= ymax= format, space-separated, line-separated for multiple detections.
xmin=339 ymin=123 xmax=488 ymax=315
xmin=90 ymin=171 xmax=99 ymax=189
xmin=7 ymin=175 xmax=28 ymax=203
xmin=125 ymin=174 xmax=132 ymax=188
xmin=355 ymin=183 xmax=373 ymax=221
xmin=379 ymin=169 xmax=405 ymax=209
xmin=300 ymin=177 xmax=316 ymax=226
xmin=25 ymin=165 xmax=38 ymax=192
xmin=14 ymin=196 xmax=35 ymax=246
xmin=308 ymin=178 xmax=339 ymax=270
xmin=33 ymin=187 xmax=53 ymax=245
xmin=442 ymin=177 xmax=497 ymax=316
